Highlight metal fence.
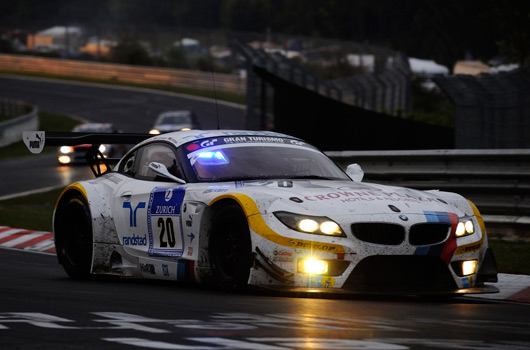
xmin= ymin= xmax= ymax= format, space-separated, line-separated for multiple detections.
xmin=231 ymin=37 xmax=412 ymax=130
xmin=326 ymin=149 xmax=530 ymax=241
xmin=434 ymin=66 xmax=530 ymax=149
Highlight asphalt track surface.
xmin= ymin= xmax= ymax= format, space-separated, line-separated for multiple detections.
xmin=1 ymin=76 xmax=529 ymax=349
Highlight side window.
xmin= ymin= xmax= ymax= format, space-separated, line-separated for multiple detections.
xmin=136 ymin=143 xmax=182 ymax=181
xmin=119 ymin=150 xmax=138 ymax=177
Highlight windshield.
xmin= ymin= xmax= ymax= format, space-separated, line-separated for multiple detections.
xmin=183 ymin=136 xmax=349 ymax=182
xmin=158 ymin=113 xmax=191 ymax=125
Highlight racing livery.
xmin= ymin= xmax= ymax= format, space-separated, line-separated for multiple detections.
xmin=25 ymin=129 xmax=498 ymax=295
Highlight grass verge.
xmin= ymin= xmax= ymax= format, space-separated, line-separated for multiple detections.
xmin=0 ymin=188 xmax=63 ymax=232
xmin=0 ymin=70 xmax=246 ymax=105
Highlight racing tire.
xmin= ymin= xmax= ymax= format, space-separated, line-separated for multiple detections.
xmin=208 ymin=204 xmax=252 ymax=290
xmin=54 ymin=193 xmax=93 ymax=279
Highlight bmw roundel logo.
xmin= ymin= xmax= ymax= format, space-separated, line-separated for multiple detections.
xmin=399 ymin=215 xmax=408 ymax=221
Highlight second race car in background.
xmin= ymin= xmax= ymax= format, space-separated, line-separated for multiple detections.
xmin=149 ymin=110 xmax=200 ymax=135
xmin=58 ymin=123 xmax=125 ymax=165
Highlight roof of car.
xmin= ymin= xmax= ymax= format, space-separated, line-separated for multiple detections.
xmin=140 ymin=129 xmax=301 ymax=148
xmin=73 ymin=123 xmax=114 ymax=133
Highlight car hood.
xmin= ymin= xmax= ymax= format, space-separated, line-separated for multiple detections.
xmin=191 ymin=179 xmax=468 ymax=218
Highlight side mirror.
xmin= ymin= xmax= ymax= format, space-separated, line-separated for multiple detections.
xmin=346 ymin=163 xmax=364 ymax=182
xmin=149 ymin=162 xmax=186 ymax=184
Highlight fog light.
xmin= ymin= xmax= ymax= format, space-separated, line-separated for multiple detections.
xmin=298 ymin=259 xmax=328 ymax=275
xmin=462 ymin=260 xmax=478 ymax=276
xmin=58 ymin=155 xmax=71 ymax=164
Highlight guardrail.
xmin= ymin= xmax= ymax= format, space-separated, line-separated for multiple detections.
xmin=0 ymin=54 xmax=246 ymax=94
xmin=0 ymin=99 xmax=38 ymax=147
xmin=326 ymin=149 xmax=530 ymax=241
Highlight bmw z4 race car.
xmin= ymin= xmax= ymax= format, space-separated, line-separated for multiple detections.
xmin=24 ymin=129 xmax=498 ymax=295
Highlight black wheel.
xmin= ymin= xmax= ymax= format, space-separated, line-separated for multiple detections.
xmin=209 ymin=204 xmax=252 ymax=290
xmin=54 ymin=193 xmax=93 ymax=279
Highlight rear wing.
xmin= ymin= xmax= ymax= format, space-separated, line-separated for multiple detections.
xmin=23 ymin=131 xmax=150 ymax=177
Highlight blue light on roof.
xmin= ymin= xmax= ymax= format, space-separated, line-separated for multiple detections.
xmin=196 ymin=151 xmax=228 ymax=165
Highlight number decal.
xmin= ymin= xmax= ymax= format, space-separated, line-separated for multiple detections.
xmin=158 ymin=217 xmax=176 ymax=248
xmin=148 ymin=187 xmax=185 ymax=257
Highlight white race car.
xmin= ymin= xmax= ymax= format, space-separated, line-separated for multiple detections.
xmin=24 ymin=129 xmax=498 ymax=295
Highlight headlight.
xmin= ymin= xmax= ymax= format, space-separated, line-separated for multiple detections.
xmin=455 ymin=217 xmax=475 ymax=237
xmin=274 ymin=211 xmax=345 ymax=237
xmin=60 ymin=146 xmax=73 ymax=154
xmin=149 ymin=129 xmax=161 ymax=135
xmin=98 ymin=144 xmax=107 ymax=153
xmin=58 ymin=155 xmax=71 ymax=164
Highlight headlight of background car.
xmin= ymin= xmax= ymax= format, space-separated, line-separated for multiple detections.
xmin=455 ymin=217 xmax=475 ymax=237
xmin=60 ymin=146 xmax=73 ymax=154
xmin=274 ymin=211 xmax=345 ymax=237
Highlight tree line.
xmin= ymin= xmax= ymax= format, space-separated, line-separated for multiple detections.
xmin=1 ymin=0 xmax=528 ymax=68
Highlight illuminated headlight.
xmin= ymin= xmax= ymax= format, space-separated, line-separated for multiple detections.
xmin=452 ymin=259 xmax=478 ymax=276
xmin=180 ymin=127 xmax=191 ymax=131
xmin=98 ymin=144 xmax=107 ymax=154
xmin=58 ymin=155 xmax=71 ymax=164
xmin=149 ymin=129 xmax=161 ymax=135
xmin=455 ymin=218 xmax=475 ymax=237
xmin=274 ymin=211 xmax=345 ymax=237
xmin=60 ymin=146 xmax=73 ymax=154
xmin=298 ymin=259 xmax=328 ymax=275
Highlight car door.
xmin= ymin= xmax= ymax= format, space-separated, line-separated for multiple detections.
xmin=114 ymin=142 xmax=186 ymax=258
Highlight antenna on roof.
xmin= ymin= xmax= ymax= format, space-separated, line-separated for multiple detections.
xmin=211 ymin=71 xmax=220 ymax=130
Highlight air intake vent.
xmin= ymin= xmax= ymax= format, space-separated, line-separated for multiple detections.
xmin=351 ymin=223 xmax=405 ymax=245
xmin=409 ymin=223 xmax=450 ymax=246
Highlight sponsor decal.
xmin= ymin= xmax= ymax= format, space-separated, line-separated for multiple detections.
xmin=414 ymin=211 xmax=458 ymax=264
xmin=123 ymin=202 xmax=146 ymax=227
xmin=162 ymin=264 xmax=170 ymax=277
xmin=235 ymin=180 xmax=274 ymax=188
xmin=289 ymin=140 xmax=305 ymax=146
xmin=203 ymin=188 xmax=228 ymax=194
xmin=140 ymin=263 xmax=155 ymax=274
xmin=188 ymin=232 xmax=195 ymax=243
xmin=123 ymin=234 xmax=147 ymax=246
xmin=186 ymin=215 xmax=193 ymax=227
xmin=294 ymin=241 xmax=336 ymax=251
xmin=322 ymin=276 xmax=335 ymax=288
xmin=187 ymin=247 xmax=193 ymax=256
xmin=223 ymin=136 xmax=285 ymax=144
xmin=23 ymin=131 xmax=45 ymax=154
xmin=462 ymin=276 xmax=471 ymax=288
xmin=200 ymin=139 xmax=218 ymax=147
xmin=147 ymin=187 xmax=186 ymax=257
xmin=305 ymin=189 xmax=440 ymax=204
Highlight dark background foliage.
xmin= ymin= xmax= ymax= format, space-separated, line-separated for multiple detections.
xmin=1 ymin=0 xmax=529 ymax=67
